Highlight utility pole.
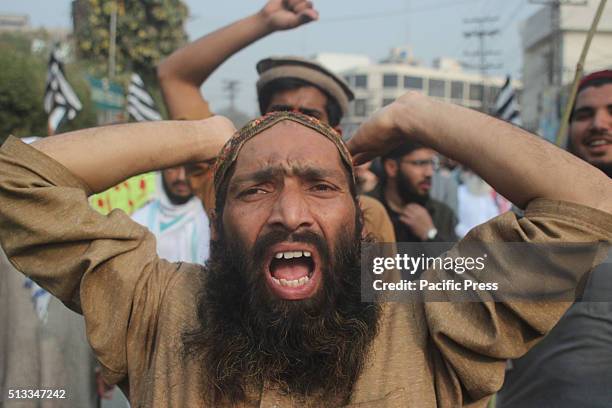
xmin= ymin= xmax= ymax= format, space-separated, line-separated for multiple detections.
xmin=108 ymin=0 xmax=117 ymax=80
xmin=223 ymin=79 xmax=240 ymax=110
xmin=529 ymin=0 xmax=588 ymax=86
xmin=463 ymin=16 xmax=502 ymax=113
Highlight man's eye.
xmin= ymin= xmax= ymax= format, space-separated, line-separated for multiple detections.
xmin=310 ymin=183 xmax=335 ymax=192
xmin=240 ymin=188 xmax=267 ymax=197
xmin=573 ymin=110 xmax=593 ymax=120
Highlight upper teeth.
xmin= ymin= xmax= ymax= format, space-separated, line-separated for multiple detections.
xmin=274 ymin=250 xmax=312 ymax=259
xmin=589 ymin=140 xmax=608 ymax=146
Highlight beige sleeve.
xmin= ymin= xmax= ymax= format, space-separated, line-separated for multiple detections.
xmin=0 ymin=136 xmax=180 ymax=385
xmin=421 ymin=199 xmax=612 ymax=406
xmin=359 ymin=195 xmax=396 ymax=243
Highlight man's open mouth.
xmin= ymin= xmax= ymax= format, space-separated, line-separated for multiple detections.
xmin=265 ymin=245 xmax=322 ymax=300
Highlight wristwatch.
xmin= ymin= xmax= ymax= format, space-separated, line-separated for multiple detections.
xmin=426 ymin=227 xmax=438 ymax=241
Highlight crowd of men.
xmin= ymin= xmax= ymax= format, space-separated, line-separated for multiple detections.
xmin=1 ymin=0 xmax=611 ymax=407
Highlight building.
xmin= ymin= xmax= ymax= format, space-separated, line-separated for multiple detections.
xmin=520 ymin=0 xmax=612 ymax=137
xmin=315 ymin=48 xmax=519 ymax=136
xmin=0 ymin=14 xmax=29 ymax=31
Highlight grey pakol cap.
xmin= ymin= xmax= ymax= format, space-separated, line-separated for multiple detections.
xmin=255 ymin=56 xmax=355 ymax=116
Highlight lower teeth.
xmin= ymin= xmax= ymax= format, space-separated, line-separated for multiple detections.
xmin=273 ymin=276 xmax=310 ymax=287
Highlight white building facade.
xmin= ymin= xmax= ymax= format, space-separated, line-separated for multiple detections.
xmin=317 ymin=50 xmax=518 ymax=136
xmin=520 ymin=0 xmax=612 ymax=137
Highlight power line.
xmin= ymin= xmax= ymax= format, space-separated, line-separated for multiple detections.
xmin=321 ymin=0 xmax=479 ymax=23
xmin=463 ymin=16 xmax=502 ymax=113
xmin=499 ymin=0 xmax=528 ymax=34
xmin=222 ymin=79 xmax=240 ymax=110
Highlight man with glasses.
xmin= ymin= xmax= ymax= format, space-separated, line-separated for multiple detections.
xmin=369 ymin=142 xmax=457 ymax=242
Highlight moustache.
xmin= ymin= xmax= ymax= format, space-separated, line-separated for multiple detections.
xmin=586 ymin=129 xmax=612 ymax=138
xmin=171 ymin=180 xmax=190 ymax=188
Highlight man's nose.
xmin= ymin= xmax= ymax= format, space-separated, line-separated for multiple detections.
xmin=176 ymin=166 xmax=187 ymax=181
xmin=267 ymin=181 xmax=315 ymax=232
xmin=591 ymin=109 xmax=612 ymax=132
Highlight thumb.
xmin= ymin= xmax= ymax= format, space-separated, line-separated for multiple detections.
xmin=298 ymin=8 xmax=319 ymax=23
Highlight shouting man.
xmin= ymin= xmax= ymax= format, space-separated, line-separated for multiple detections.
xmin=157 ymin=0 xmax=396 ymax=244
xmin=0 ymin=91 xmax=610 ymax=406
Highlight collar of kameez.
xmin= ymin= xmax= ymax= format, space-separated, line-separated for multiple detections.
xmin=213 ymin=111 xmax=354 ymax=194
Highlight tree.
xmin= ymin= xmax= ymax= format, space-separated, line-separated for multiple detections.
xmin=0 ymin=32 xmax=97 ymax=143
xmin=73 ymin=0 xmax=188 ymax=86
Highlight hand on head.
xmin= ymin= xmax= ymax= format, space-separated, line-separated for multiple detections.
xmin=194 ymin=115 xmax=236 ymax=161
xmin=260 ymin=0 xmax=319 ymax=31
xmin=347 ymin=94 xmax=420 ymax=165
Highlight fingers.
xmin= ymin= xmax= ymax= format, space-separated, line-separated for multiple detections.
xmin=284 ymin=0 xmax=311 ymax=10
xmin=399 ymin=214 xmax=414 ymax=227
xmin=298 ymin=8 xmax=319 ymax=23
xmin=403 ymin=204 xmax=427 ymax=217
xmin=287 ymin=0 xmax=318 ymax=23
xmin=404 ymin=203 xmax=422 ymax=211
xmin=292 ymin=0 xmax=313 ymax=13
xmin=351 ymin=152 xmax=375 ymax=166
xmin=346 ymin=127 xmax=377 ymax=162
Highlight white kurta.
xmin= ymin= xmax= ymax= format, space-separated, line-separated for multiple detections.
xmin=132 ymin=174 xmax=210 ymax=264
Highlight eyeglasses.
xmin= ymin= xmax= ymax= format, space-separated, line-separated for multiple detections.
xmin=400 ymin=157 xmax=440 ymax=170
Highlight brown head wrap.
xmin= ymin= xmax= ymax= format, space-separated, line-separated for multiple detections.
xmin=213 ymin=111 xmax=355 ymax=195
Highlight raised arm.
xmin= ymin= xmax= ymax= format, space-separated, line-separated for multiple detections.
xmin=347 ymin=92 xmax=612 ymax=213
xmin=32 ymin=116 xmax=235 ymax=193
xmin=157 ymin=0 xmax=318 ymax=120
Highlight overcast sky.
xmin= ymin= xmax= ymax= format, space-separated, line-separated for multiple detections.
xmin=1 ymin=0 xmax=543 ymax=115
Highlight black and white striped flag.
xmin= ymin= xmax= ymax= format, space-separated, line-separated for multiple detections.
xmin=44 ymin=47 xmax=82 ymax=134
xmin=127 ymin=73 xmax=162 ymax=122
xmin=495 ymin=76 xmax=521 ymax=126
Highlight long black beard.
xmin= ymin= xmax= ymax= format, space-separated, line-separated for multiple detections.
xmin=396 ymin=171 xmax=429 ymax=206
xmin=182 ymin=225 xmax=380 ymax=406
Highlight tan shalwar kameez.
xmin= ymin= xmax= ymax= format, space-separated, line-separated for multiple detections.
xmin=0 ymin=137 xmax=610 ymax=407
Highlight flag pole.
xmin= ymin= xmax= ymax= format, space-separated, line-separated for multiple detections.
xmin=555 ymin=0 xmax=607 ymax=147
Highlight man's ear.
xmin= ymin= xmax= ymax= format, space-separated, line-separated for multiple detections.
xmin=383 ymin=159 xmax=398 ymax=178
xmin=334 ymin=126 xmax=343 ymax=136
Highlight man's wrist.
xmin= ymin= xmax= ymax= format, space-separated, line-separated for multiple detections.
xmin=254 ymin=8 xmax=281 ymax=35
xmin=189 ymin=117 xmax=234 ymax=163
xmin=389 ymin=94 xmax=419 ymax=140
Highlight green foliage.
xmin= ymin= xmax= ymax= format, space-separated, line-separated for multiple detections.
xmin=73 ymin=0 xmax=188 ymax=85
xmin=0 ymin=33 xmax=97 ymax=144
xmin=0 ymin=44 xmax=46 ymax=142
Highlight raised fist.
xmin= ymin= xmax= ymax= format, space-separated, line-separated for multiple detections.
xmin=260 ymin=0 xmax=319 ymax=31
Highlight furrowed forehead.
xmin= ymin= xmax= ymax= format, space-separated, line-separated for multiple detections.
xmin=214 ymin=111 xmax=355 ymax=194
xmin=230 ymin=122 xmax=348 ymax=183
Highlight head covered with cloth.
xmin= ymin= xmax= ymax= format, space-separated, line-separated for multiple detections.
xmin=183 ymin=111 xmax=380 ymax=405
